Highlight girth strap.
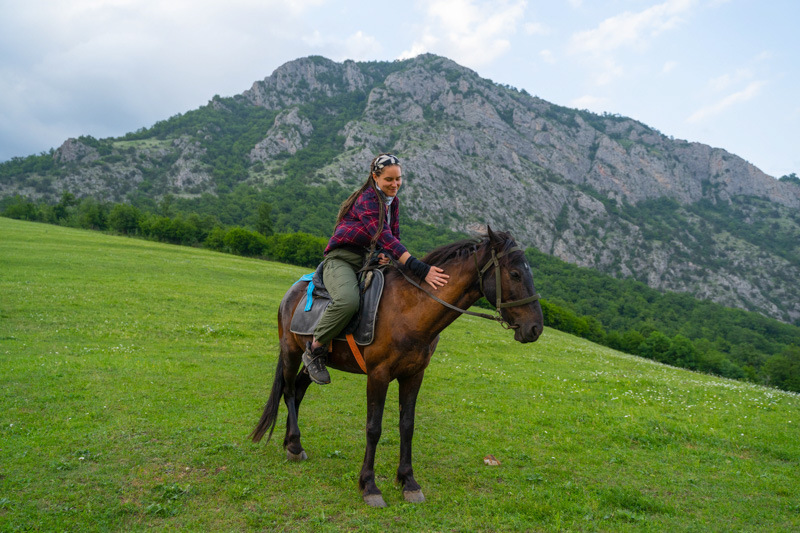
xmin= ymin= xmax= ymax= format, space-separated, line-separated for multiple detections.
xmin=346 ymin=333 xmax=368 ymax=373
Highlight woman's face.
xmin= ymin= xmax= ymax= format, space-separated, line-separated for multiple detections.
xmin=373 ymin=165 xmax=402 ymax=198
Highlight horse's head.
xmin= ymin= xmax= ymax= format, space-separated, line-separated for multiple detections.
xmin=480 ymin=227 xmax=544 ymax=343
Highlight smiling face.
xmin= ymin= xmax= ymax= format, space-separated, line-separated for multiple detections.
xmin=373 ymin=164 xmax=402 ymax=197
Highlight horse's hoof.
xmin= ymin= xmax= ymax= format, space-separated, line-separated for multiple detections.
xmin=403 ymin=489 xmax=425 ymax=503
xmin=286 ymin=449 xmax=308 ymax=461
xmin=363 ymin=493 xmax=387 ymax=508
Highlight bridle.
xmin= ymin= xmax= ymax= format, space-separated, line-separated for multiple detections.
xmin=391 ymin=243 xmax=540 ymax=329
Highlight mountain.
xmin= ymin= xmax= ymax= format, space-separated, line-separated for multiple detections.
xmin=1 ymin=54 xmax=798 ymax=324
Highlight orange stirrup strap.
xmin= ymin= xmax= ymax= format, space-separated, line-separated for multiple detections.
xmin=345 ymin=333 xmax=367 ymax=374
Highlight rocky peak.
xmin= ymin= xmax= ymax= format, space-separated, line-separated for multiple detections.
xmin=53 ymin=138 xmax=99 ymax=164
xmin=249 ymin=107 xmax=314 ymax=161
xmin=243 ymin=56 xmax=369 ymax=110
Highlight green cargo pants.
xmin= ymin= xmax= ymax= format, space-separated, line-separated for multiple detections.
xmin=313 ymin=247 xmax=363 ymax=345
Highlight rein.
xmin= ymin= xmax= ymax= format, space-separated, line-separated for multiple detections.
xmin=391 ymin=244 xmax=540 ymax=329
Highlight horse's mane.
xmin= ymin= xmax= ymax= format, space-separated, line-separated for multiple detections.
xmin=383 ymin=231 xmax=517 ymax=283
xmin=421 ymin=231 xmax=516 ymax=266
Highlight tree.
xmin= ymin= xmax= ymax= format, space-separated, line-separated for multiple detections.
xmin=159 ymin=194 xmax=175 ymax=217
xmin=638 ymin=331 xmax=672 ymax=363
xmin=53 ymin=192 xmax=77 ymax=222
xmin=265 ymin=232 xmax=326 ymax=268
xmin=75 ymin=199 xmax=108 ymax=230
xmin=109 ymin=204 xmax=143 ymax=235
xmin=204 ymin=227 xmax=227 ymax=251
xmin=619 ymin=330 xmax=645 ymax=354
xmin=1 ymin=196 xmax=38 ymax=221
xmin=762 ymin=346 xmax=800 ymax=392
xmin=140 ymin=215 xmax=172 ymax=242
xmin=223 ymin=227 xmax=268 ymax=257
xmin=667 ymin=335 xmax=700 ymax=370
xmin=256 ymin=202 xmax=273 ymax=236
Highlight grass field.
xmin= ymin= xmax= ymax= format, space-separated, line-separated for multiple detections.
xmin=1 ymin=217 xmax=799 ymax=532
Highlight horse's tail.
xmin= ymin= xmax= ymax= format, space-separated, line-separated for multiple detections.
xmin=250 ymin=356 xmax=284 ymax=443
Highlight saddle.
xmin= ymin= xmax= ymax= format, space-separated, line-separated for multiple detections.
xmin=289 ymin=262 xmax=385 ymax=346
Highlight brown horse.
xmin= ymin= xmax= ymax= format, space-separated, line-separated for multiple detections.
xmin=251 ymin=228 xmax=544 ymax=507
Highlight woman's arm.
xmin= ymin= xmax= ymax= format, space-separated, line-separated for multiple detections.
xmin=379 ymin=251 xmax=449 ymax=290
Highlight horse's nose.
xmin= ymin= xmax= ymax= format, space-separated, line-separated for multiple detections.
xmin=516 ymin=323 xmax=541 ymax=343
xmin=528 ymin=323 xmax=542 ymax=342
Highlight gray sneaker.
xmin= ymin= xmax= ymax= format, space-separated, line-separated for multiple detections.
xmin=302 ymin=342 xmax=331 ymax=384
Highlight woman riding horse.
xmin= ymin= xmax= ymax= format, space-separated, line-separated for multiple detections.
xmin=253 ymin=227 xmax=544 ymax=507
xmin=302 ymin=153 xmax=450 ymax=384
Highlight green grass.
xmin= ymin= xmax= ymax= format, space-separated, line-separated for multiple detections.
xmin=1 ymin=217 xmax=799 ymax=531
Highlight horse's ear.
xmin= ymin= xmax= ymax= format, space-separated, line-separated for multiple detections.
xmin=487 ymin=225 xmax=502 ymax=248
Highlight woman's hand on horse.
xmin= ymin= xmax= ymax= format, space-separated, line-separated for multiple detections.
xmin=425 ymin=266 xmax=449 ymax=290
xmin=378 ymin=253 xmax=390 ymax=265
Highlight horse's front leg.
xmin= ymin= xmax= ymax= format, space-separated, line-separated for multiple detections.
xmin=359 ymin=372 xmax=390 ymax=507
xmin=397 ymin=370 xmax=425 ymax=503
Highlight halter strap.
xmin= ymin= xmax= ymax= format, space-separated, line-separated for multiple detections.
xmin=476 ymin=246 xmax=541 ymax=309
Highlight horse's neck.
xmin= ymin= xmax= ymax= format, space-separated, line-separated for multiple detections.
xmin=398 ymin=247 xmax=489 ymax=335
xmin=438 ymin=254 xmax=484 ymax=310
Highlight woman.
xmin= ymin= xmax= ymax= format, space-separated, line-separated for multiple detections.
xmin=303 ymin=153 xmax=450 ymax=384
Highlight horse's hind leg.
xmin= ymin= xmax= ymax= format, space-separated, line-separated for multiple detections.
xmin=284 ymin=370 xmax=312 ymax=460
xmin=293 ymin=370 xmax=313 ymax=416
xmin=281 ymin=342 xmax=309 ymax=461
xmin=397 ymin=370 xmax=425 ymax=503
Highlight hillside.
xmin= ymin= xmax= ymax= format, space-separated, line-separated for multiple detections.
xmin=1 ymin=217 xmax=799 ymax=531
xmin=1 ymin=54 xmax=798 ymax=324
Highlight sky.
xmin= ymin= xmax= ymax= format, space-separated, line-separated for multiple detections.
xmin=1 ymin=0 xmax=797 ymax=178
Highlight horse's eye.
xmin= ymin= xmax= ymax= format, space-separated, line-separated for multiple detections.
xmin=510 ymin=271 xmax=522 ymax=281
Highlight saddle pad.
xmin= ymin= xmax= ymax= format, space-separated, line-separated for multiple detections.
xmin=289 ymin=269 xmax=385 ymax=346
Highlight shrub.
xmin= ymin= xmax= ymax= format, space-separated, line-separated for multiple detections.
xmin=108 ymin=204 xmax=143 ymax=235
xmin=1 ymin=196 xmax=39 ymax=221
xmin=265 ymin=232 xmax=326 ymax=268
xmin=204 ymin=227 xmax=227 ymax=251
xmin=223 ymin=227 xmax=268 ymax=257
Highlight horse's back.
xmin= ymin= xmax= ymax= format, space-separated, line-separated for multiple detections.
xmin=278 ymin=282 xmax=306 ymax=345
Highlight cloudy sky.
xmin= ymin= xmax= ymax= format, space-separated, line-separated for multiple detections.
xmin=1 ymin=0 xmax=797 ymax=178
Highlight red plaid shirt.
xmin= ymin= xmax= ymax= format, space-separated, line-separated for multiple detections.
xmin=324 ymin=187 xmax=407 ymax=259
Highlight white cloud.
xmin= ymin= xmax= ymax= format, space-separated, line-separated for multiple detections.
xmin=662 ymin=60 xmax=678 ymax=74
xmin=570 ymin=94 xmax=607 ymax=110
xmin=525 ymin=22 xmax=551 ymax=36
xmin=0 ymin=0 xmax=332 ymax=159
xmin=755 ymin=51 xmax=772 ymax=62
xmin=708 ymin=69 xmax=753 ymax=92
xmin=687 ymin=80 xmax=767 ymax=123
xmin=398 ymin=0 xmax=527 ymax=67
xmin=568 ymin=0 xmax=696 ymax=84
xmin=539 ymin=49 xmax=556 ymax=64
xmin=594 ymin=59 xmax=624 ymax=85
xmin=303 ymin=30 xmax=383 ymax=61
xmin=343 ymin=32 xmax=383 ymax=60
xmin=570 ymin=0 xmax=695 ymax=55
